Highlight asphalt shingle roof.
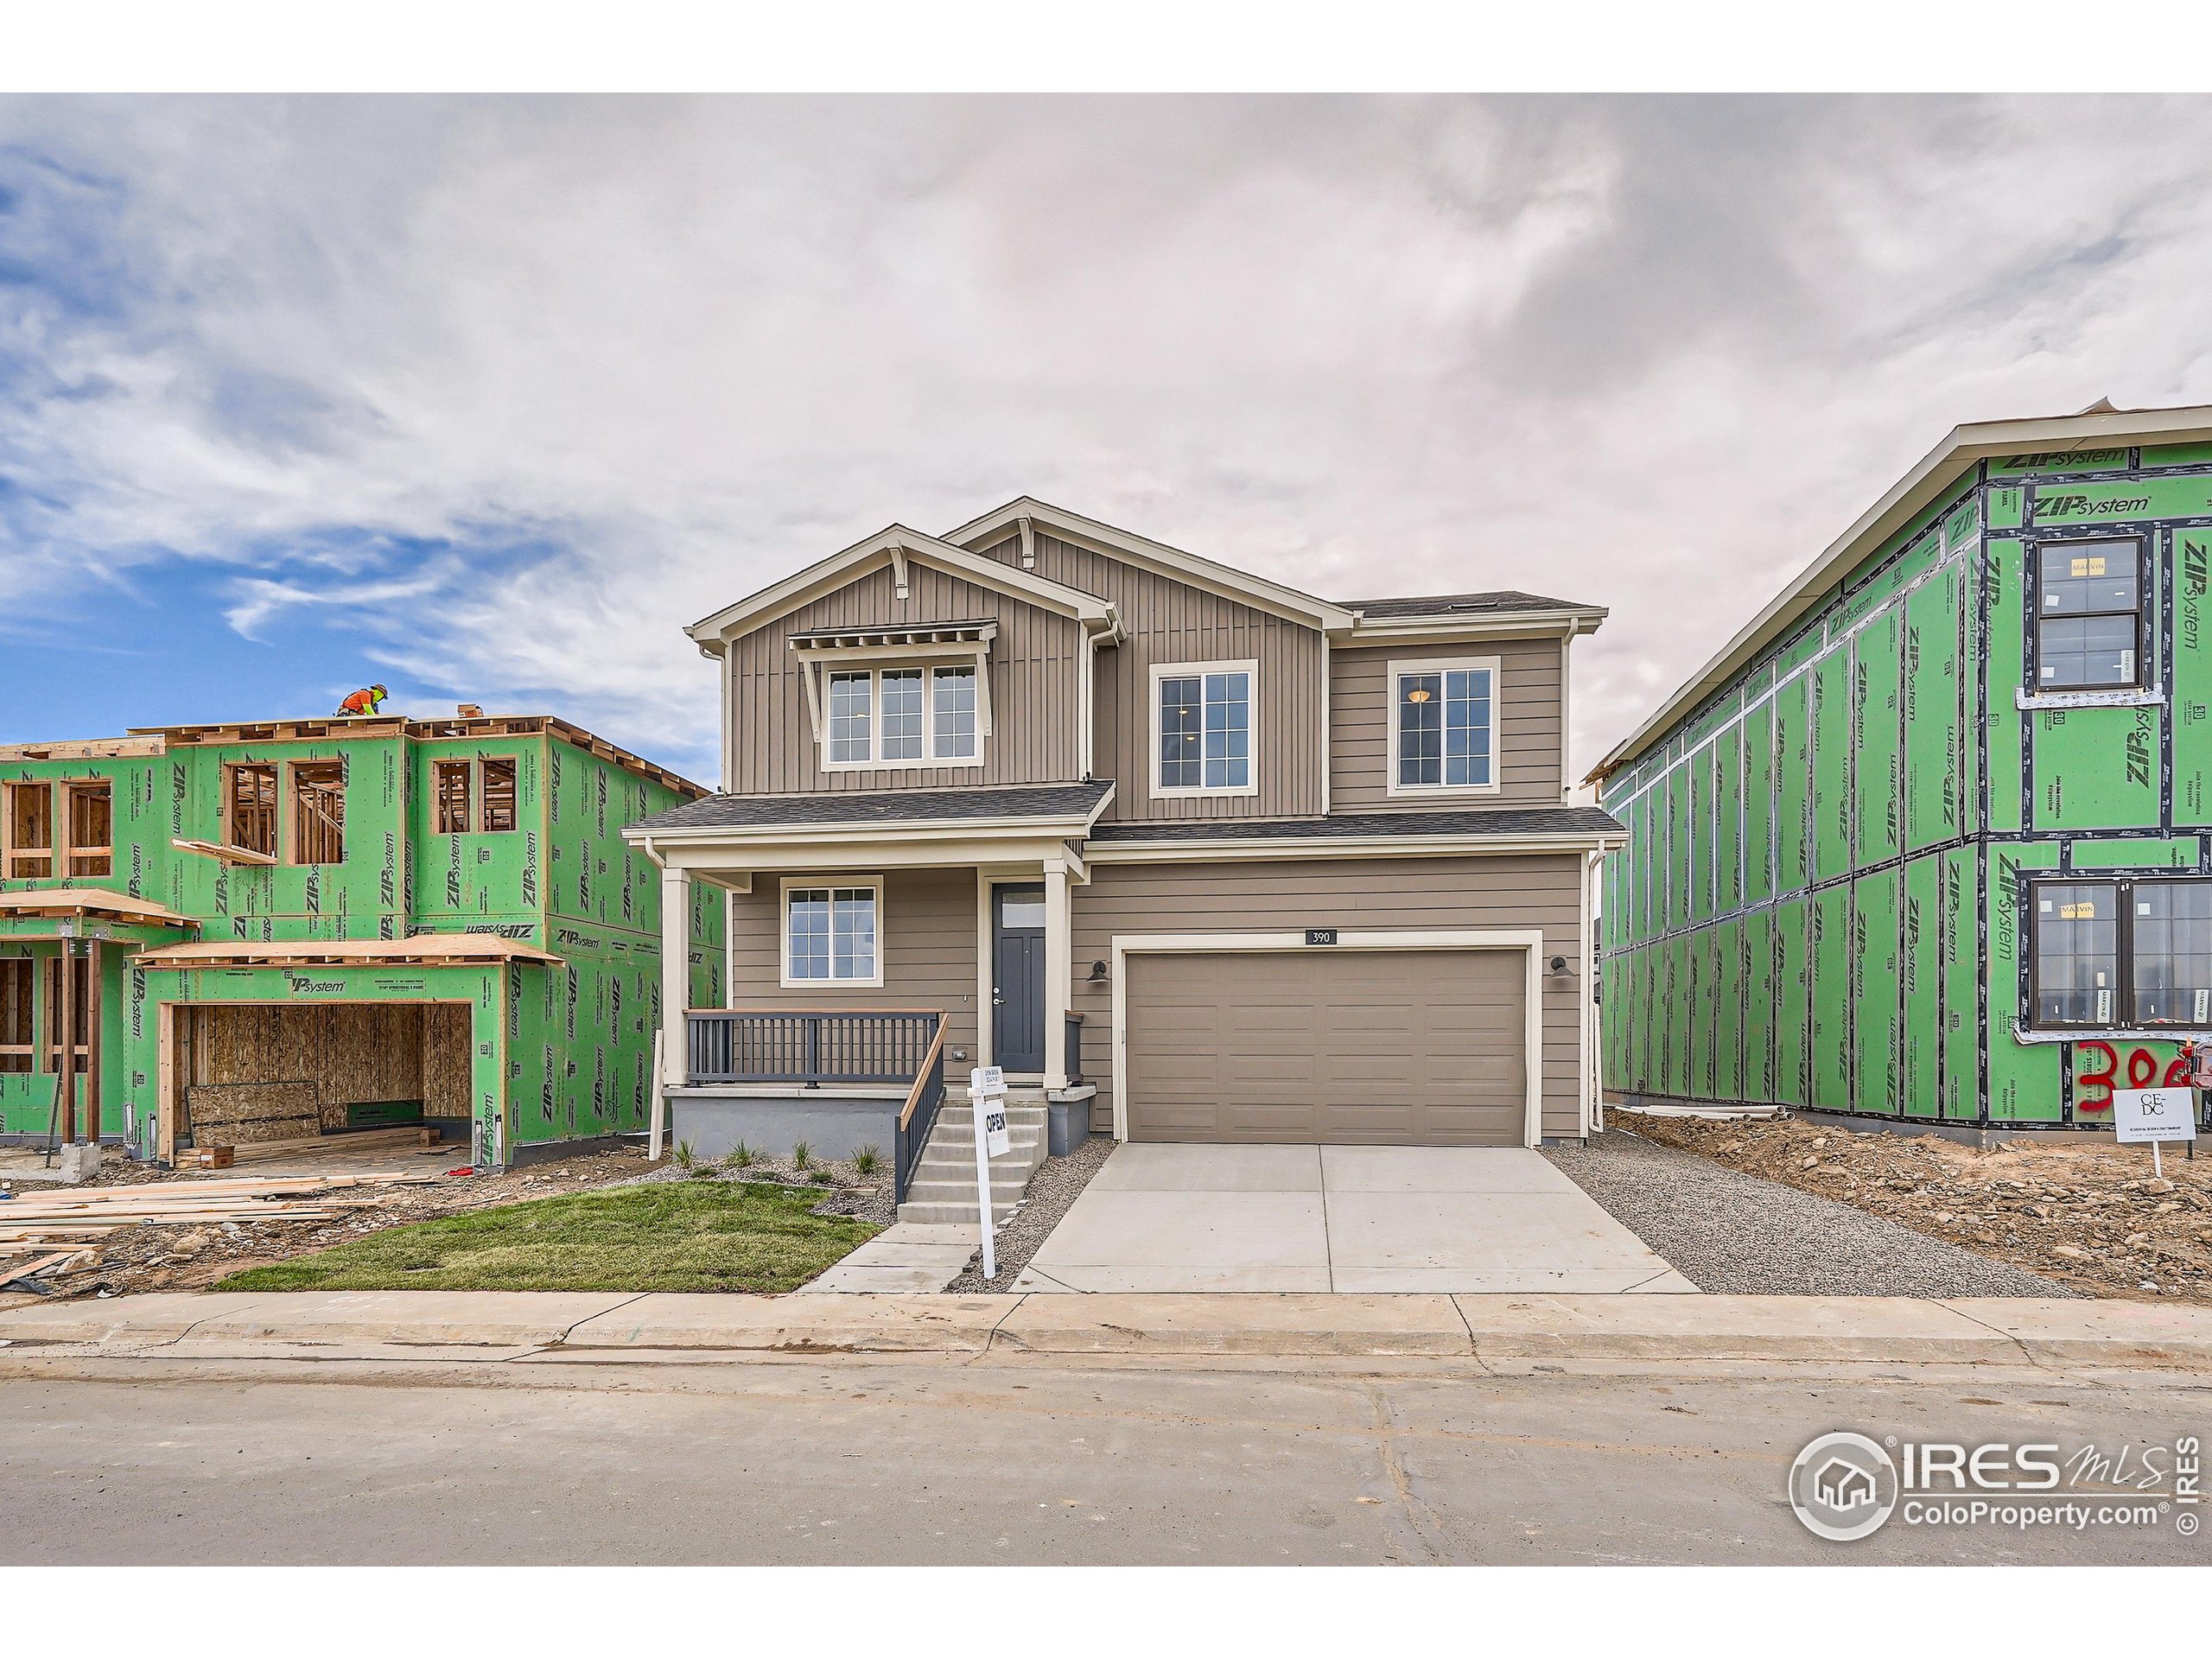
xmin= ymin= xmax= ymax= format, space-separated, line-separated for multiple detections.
xmin=1086 ymin=805 xmax=1624 ymax=843
xmin=1340 ymin=590 xmax=1596 ymax=619
xmin=629 ymin=779 xmax=1115 ymax=834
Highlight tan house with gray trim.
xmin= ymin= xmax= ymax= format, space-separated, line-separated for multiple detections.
xmin=626 ymin=500 xmax=1623 ymax=1211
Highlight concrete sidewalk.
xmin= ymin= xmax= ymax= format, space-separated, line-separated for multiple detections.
xmin=5 ymin=1289 xmax=2212 ymax=1370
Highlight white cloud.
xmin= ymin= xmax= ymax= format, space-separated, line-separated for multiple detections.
xmin=7 ymin=95 xmax=2212 ymax=777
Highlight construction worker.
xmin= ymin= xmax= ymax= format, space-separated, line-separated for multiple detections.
xmin=338 ymin=683 xmax=389 ymax=716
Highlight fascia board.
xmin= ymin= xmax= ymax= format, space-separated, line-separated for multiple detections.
xmin=1343 ymin=608 xmax=1607 ymax=646
xmin=1084 ymin=831 xmax=1625 ymax=862
xmin=944 ymin=497 xmax=1357 ymax=632
xmin=1589 ymin=402 xmax=2212 ymax=783
xmin=686 ymin=524 xmax=1114 ymax=647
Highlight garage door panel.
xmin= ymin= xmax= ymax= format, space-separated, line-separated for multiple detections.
xmin=1125 ymin=949 xmax=1526 ymax=1146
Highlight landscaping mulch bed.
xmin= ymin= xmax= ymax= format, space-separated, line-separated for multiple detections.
xmin=1589 ymin=1109 xmax=2212 ymax=1304
xmin=944 ymin=1133 xmax=1116 ymax=1293
xmin=1545 ymin=1128 xmax=2075 ymax=1298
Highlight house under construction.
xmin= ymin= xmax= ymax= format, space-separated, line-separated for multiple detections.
xmin=1592 ymin=402 xmax=2212 ymax=1131
xmin=0 ymin=710 xmax=721 ymax=1167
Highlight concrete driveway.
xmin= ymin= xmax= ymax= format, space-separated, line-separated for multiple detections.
xmin=1011 ymin=1143 xmax=1698 ymax=1294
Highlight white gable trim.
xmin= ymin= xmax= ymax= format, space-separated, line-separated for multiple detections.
xmin=944 ymin=497 xmax=1356 ymax=633
xmin=687 ymin=524 xmax=1117 ymax=652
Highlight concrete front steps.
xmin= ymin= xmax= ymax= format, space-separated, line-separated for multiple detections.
xmin=896 ymin=1093 xmax=1049 ymax=1224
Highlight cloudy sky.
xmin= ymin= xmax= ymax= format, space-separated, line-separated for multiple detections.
xmin=5 ymin=94 xmax=2212 ymax=784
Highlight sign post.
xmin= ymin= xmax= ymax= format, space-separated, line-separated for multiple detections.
xmin=969 ymin=1065 xmax=1009 ymax=1279
xmin=2113 ymin=1086 xmax=2197 ymax=1179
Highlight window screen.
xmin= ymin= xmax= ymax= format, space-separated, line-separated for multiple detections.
xmin=785 ymin=886 xmax=878 ymax=982
xmin=2036 ymin=542 xmax=2143 ymax=691
xmin=2133 ymin=882 xmax=2212 ymax=1027
xmin=2033 ymin=881 xmax=2120 ymax=1026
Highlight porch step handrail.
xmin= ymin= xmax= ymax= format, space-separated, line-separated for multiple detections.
xmin=893 ymin=1014 xmax=951 ymax=1205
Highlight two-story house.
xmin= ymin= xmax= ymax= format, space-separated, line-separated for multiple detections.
xmin=627 ymin=499 xmax=1624 ymax=1211
xmin=0 ymin=710 xmax=720 ymax=1169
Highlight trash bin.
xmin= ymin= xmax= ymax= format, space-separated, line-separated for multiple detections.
xmin=1048 ymin=1099 xmax=1089 ymax=1157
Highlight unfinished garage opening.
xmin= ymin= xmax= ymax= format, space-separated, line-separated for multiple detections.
xmin=171 ymin=1002 xmax=474 ymax=1156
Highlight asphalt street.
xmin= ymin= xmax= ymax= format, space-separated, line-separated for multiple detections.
xmin=2 ymin=1358 xmax=2205 ymax=1565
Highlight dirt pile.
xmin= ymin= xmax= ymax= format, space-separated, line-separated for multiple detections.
xmin=1615 ymin=1109 xmax=2212 ymax=1304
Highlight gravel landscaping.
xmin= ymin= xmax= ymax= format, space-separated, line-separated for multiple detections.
xmin=1544 ymin=1128 xmax=2081 ymax=1298
xmin=944 ymin=1132 xmax=1116 ymax=1293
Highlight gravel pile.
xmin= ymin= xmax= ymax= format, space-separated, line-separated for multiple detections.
xmin=1544 ymin=1128 xmax=2080 ymax=1298
xmin=944 ymin=1133 xmax=1116 ymax=1293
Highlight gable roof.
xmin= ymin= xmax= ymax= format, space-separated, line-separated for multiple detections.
xmin=944 ymin=497 xmax=1357 ymax=632
xmin=1342 ymin=589 xmax=1597 ymax=620
xmin=1590 ymin=399 xmax=2212 ymax=784
xmin=687 ymin=523 xmax=1118 ymax=652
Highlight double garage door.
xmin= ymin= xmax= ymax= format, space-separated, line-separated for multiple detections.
xmin=1123 ymin=947 xmax=1529 ymax=1146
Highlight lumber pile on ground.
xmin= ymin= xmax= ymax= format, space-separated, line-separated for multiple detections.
xmin=0 ymin=1171 xmax=435 ymax=1246
xmin=189 ymin=1126 xmax=442 ymax=1166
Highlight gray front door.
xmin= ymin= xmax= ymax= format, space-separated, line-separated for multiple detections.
xmin=991 ymin=883 xmax=1046 ymax=1074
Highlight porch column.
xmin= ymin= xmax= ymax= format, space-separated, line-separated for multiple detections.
xmin=1042 ymin=856 xmax=1072 ymax=1092
xmin=661 ymin=865 xmax=691 ymax=1090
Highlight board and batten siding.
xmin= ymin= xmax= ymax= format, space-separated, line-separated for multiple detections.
xmin=978 ymin=531 xmax=1325 ymax=823
xmin=724 ymin=562 xmax=1085 ymax=796
xmin=724 ymin=867 xmax=982 ymax=1062
xmin=1329 ymin=638 xmax=1567 ymax=810
xmin=1067 ymin=853 xmax=1587 ymax=1138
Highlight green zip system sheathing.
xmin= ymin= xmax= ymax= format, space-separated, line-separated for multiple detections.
xmin=1599 ymin=442 xmax=2212 ymax=1128
xmin=0 ymin=719 xmax=719 ymax=1162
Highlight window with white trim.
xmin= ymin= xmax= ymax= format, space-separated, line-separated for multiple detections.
xmin=1153 ymin=660 xmax=1255 ymax=795
xmin=1390 ymin=658 xmax=1497 ymax=792
xmin=821 ymin=666 xmax=982 ymax=769
xmin=783 ymin=881 xmax=881 ymax=986
xmin=2032 ymin=539 xmax=2147 ymax=693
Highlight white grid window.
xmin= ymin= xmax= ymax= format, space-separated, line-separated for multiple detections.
xmin=826 ymin=671 xmax=873 ymax=765
xmin=785 ymin=885 xmax=879 ymax=983
xmin=880 ymin=669 xmax=925 ymax=760
xmin=818 ymin=663 xmax=984 ymax=768
xmin=1390 ymin=658 xmax=1498 ymax=793
xmin=931 ymin=665 xmax=978 ymax=760
xmin=1154 ymin=662 xmax=1254 ymax=794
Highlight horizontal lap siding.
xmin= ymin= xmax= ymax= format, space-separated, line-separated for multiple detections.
xmin=726 ymin=562 xmax=1084 ymax=795
xmin=1069 ymin=854 xmax=1587 ymax=1137
xmin=1329 ymin=639 xmax=1566 ymax=810
xmin=724 ymin=868 xmax=980 ymax=1061
xmin=979 ymin=532 xmax=1325 ymax=823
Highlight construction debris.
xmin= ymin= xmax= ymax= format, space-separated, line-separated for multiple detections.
xmin=1614 ymin=1108 xmax=2212 ymax=1304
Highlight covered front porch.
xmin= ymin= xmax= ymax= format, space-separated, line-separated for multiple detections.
xmin=628 ymin=783 xmax=1111 ymax=1204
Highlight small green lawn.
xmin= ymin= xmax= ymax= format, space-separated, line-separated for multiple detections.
xmin=213 ymin=1181 xmax=880 ymax=1294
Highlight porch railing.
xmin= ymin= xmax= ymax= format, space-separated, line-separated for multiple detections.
xmin=893 ymin=1015 xmax=951 ymax=1205
xmin=685 ymin=1009 xmax=943 ymax=1085
xmin=1064 ymin=1012 xmax=1084 ymax=1087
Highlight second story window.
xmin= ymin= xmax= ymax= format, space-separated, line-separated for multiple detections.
xmin=2033 ymin=539 xmax=2145 ymax=692
xmin=3 ymin=781 xmax=53 ymax=879
xmin=65 ymin=782 xmax=112 ymax=877
xmin=821 ymin=666 xmax=985 ymax=769
xmin=434 ymin=757 xmax=519 ymax=834
xmin=1391 ymin=658 xmax=1497 ymax=794
xmin=291 ymin=762 xmax=346 ymax=865
xmin=1153 ymin=660 xmax=1255 ymax=796
xmin=226 ymin=764 xmax=279 ymax=859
